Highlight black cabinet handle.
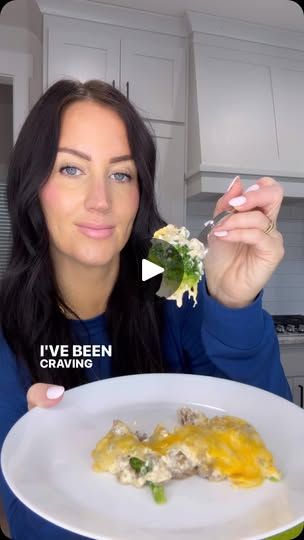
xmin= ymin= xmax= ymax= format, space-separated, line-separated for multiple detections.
xmin=112 ymin=80 xmax=115 ymax=88
xmin=299 ymin=385 xmax=303 ymax=408
xmin=126 ymin=81 xmax=129 ymax=99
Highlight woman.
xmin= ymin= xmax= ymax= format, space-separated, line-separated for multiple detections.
xmin=0 ymin=79 xmax=292 ymax=540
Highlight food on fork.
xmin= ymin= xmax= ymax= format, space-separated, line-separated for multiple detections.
xmin=149 ymin=224 xmax=207 ymax=307
xmin=91 ymin=407 xmax=281 ymax=504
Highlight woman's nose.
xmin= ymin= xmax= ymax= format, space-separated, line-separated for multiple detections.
xmin=84 ymin=179 xmax=111 ymax=212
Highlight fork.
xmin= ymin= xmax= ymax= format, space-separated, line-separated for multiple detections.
xmin=197 ymin=209 xmax=237 ymax=245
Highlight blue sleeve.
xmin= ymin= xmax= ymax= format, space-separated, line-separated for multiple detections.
xmin=181 ymin=278 xmax=292 ymax=401
xmin=0 ymin=332 xmax=90 ymax=540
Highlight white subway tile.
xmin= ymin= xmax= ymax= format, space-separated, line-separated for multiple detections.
xmin=187 ymin=199 xmax=304 ymax=314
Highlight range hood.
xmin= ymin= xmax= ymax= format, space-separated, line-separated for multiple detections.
xmin=185 ymin=11 xmax=304 ymax=200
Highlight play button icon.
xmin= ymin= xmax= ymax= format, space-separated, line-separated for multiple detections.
xmin=134 ymin=228 xmax=184 ymax=305
xmin=134 ymin=235 xmax=185 ymax=304
xmin=144 ymin=237 xmax=184 ymax=301
xmin=142 ymin=259 xmax=164 ymax=282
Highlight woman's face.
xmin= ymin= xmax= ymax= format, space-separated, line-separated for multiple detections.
xmin=39 ymin=100 xmax=140 ymax=268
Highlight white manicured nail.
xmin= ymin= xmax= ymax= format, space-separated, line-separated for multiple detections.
xmin=245 ymin=184 xmax=260 ymax=193
xmin=214 ymin=230 xmax=228 ymax=237
xmin=46 ymin=385 xmax=65 ymax=399
xmin=228 ymin=196 xmax=247 ymax=207
xmin=226 ymin=175 xmax=240 ymax=192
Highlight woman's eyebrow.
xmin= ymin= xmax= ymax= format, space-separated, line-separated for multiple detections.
xmin=57 ymin=147 xmax=134 ymax=164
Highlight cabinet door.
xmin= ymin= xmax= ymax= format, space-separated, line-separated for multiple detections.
xmin=287 ymin=377 xmax=294 ymax=402
xmin=271 ymin=66 xmax=304 ymax=172
xmin=46 ymin=19 xmax=120 ymax=88
xmin=121 ymin=40 xmax=186 ymax=122
xmin=293 ymin=377 xmax=304 ymax=409
xmin=195 ymin=47 xmax=279 ymax=170
xmin=147 ymin=122 xmax=185 ymax=226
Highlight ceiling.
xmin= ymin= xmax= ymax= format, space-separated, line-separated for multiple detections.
xmin=86 ymin=0 xmax=304 ymax=32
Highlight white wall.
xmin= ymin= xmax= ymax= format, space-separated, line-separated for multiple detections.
xmin=187 ymin=197 xmax=304 ymax=315
xmin=1 ymin=0 xmax=42 ymax=43
xmin=0 ymin=0 xmax=42 ymax=108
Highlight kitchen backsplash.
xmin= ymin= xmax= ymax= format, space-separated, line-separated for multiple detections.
xmin=187 ymin=197 xmax=304 ymax=315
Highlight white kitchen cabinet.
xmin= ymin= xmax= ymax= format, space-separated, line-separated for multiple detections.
xmin=271 ymin=66 xmax=304 ymax=172
xmin=287 ymin=377 xmax=294 ymax=401
xmin=148 ymin=122 xmax=185 ymax=226
xmin=193 ymin=50 xmax=279 ymax=169
xmin=187 ymin=35 xmax=304 ymax=184
xmin=121 ymin=40 xmax=185 ymax=122
xmin=279 ymin=342 xmax=304 ymax=406
xmin=44 ymin=15 xmax=186 ymax=122
xmin=292 ymin=377 xmax=304 ymax=409
xmin=47 ymin=23 xmax=120 ymax=88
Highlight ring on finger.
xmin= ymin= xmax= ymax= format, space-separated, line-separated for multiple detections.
xmin=264 ymin=218 xmax=275 ymax=235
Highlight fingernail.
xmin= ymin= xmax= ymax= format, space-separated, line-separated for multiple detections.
xmin=226 ymin=175 xmax=240 ymax=192
xmin=228 ymin=196 xmax=247 ymax=207
xmin=46 ymin=385 xmax=65 ymax=399
xmin=214 ymin=230 xmax=228 ymax=237
xmin=245 ymin=184 xmax=260 ymax=193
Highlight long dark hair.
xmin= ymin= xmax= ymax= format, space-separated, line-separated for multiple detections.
xmin=0 ymin=79 xmax=167 ymax=389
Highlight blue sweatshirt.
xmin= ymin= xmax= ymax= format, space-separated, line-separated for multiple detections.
xmin=0 ymin=279 xmax=292 ymax=540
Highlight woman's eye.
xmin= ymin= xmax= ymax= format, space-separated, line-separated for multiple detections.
xmin=60 ymin=166 xmax=82 ymax=176
xmin=111 ymin=172 xmax=132 ymax=183
xmin=59 ymin=167 xmax=132 ymax=181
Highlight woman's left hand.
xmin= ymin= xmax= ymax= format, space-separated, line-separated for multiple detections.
xmin=204 ymin=176 xmax=285 ymax=308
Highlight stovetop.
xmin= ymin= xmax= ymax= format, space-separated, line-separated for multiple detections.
xmin=272 ymin=315 xmax=304 ymax=335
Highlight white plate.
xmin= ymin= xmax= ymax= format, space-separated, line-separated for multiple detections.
xmin=2 ymin=373 xmax=304 ymax=540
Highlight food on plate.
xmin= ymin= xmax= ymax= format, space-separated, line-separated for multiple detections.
xmin=149 ymin=224 xmax=207 ymax=307
xmin=91 ymin=407 xmax=281 ymax=503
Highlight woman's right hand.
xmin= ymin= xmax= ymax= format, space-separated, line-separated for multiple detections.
xmin=26 ymin=383 xmax=65 ymax=410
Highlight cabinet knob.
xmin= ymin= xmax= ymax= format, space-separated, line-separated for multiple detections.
xmin=126 ymin=81 xmax=129 ymax=99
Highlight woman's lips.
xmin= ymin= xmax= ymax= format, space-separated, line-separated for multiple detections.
xmin=76 ymin=224 xmax=115 ymax=239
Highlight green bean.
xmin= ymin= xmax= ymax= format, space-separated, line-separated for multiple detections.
xmin=129 ymin=457 xmax=167 ymax=503
xmin=148 ymin=482 xmax=167 ymax=504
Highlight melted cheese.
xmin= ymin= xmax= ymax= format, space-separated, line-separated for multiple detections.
xmin=169 ymin=282 xmax=199 ymax=308
xmin=92 ymin=415 xmax=280 ymax=488
xmin=92 ymin=427 xmax=146 ymax=473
